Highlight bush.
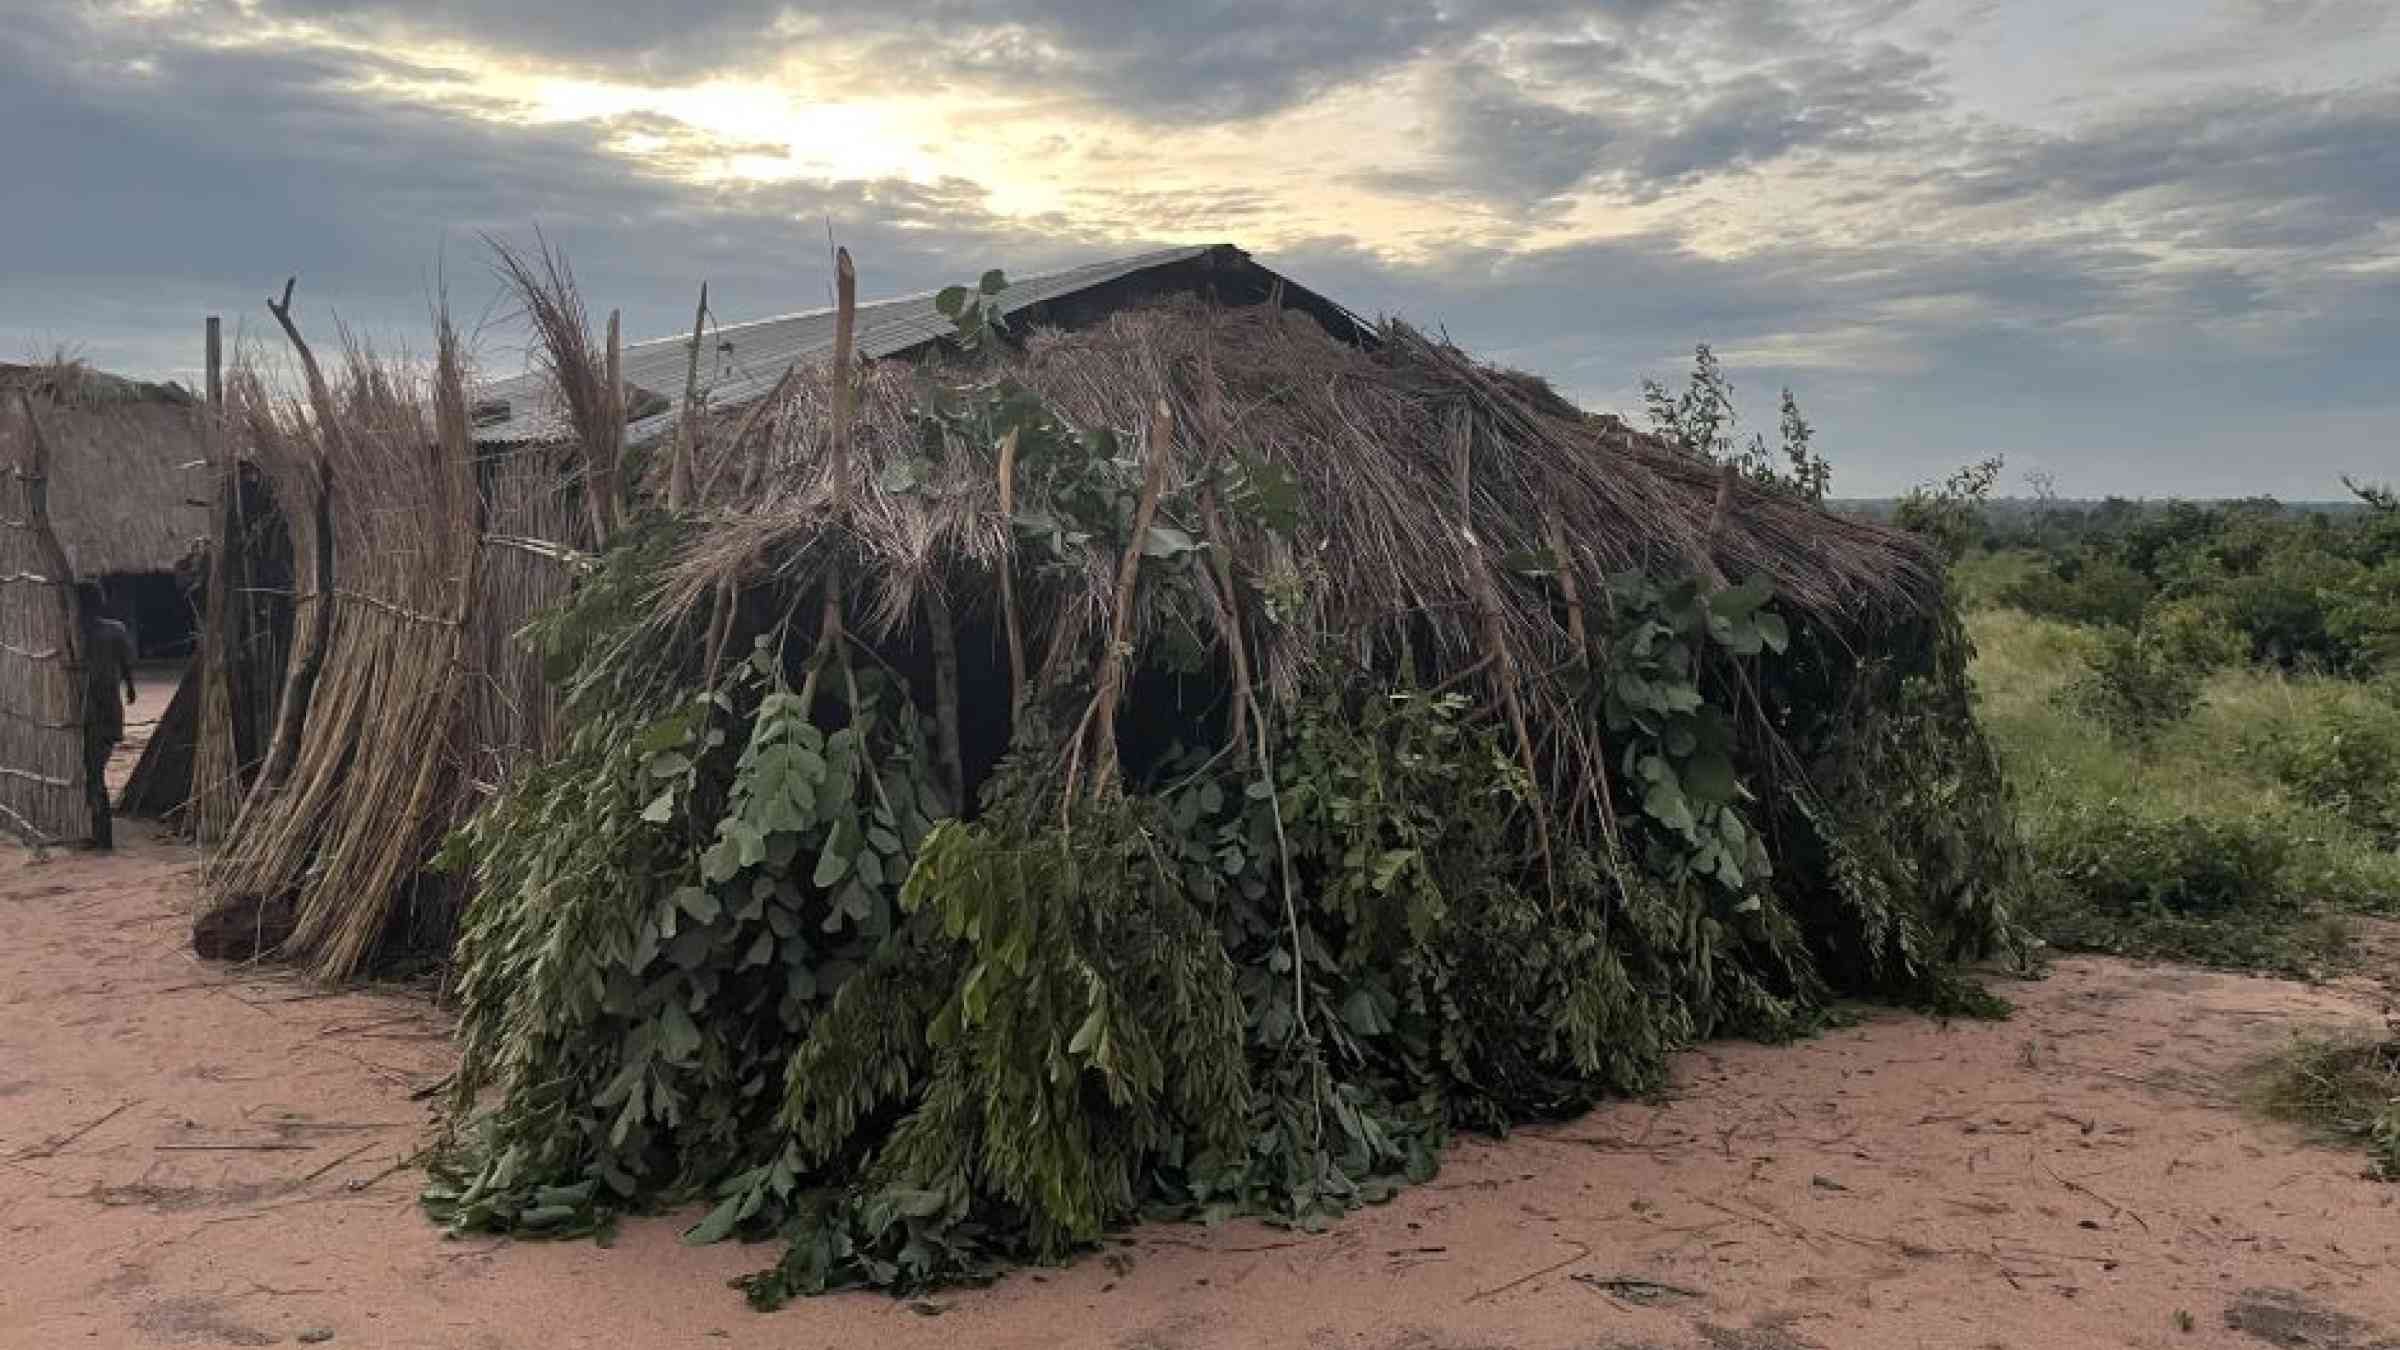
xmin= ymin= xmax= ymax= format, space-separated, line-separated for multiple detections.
xmin=2019 ymin=805 xmax=2354 ymax=975
xmin=2247 ymin=696 xmax=2400 ymax=847
xmin=2145 ymin=597 xmax=2246 ymax=671
xmin=2034 ymin=806 xmax=2291 ymax=918
xmin=2000 ymin=554 xmax=2152 ymax=628
xmin=2065 ymin=628 xmax=2200 ymax=741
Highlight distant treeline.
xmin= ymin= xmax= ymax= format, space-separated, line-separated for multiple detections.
xmin=1835 ymin=496 xmax=2376 ymax=524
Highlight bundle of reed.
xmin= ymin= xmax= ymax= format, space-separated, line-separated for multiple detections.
xmin=0 ymin=387 xmax=86 ymax=847
xmin=204 ymin=305 xmax=487 ymax=977
xmin=462 ymin=437 xmax=587 ymax=799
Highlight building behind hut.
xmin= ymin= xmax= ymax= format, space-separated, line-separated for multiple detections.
xmin=0 ymin=362 xmax=213 ymax=660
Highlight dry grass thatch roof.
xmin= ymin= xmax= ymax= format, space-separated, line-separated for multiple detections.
xmin=668 ymin=298 xmax=1940 ymax=678
xmin=0 ymin=362 xmax=209 ymax=577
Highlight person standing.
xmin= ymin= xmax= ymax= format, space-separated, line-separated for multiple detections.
xmin=73 ymin=581 xmax=137 ymax=850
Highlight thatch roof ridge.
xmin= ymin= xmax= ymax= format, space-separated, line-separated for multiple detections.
xmin=665 ymin=298 xmax=1938 ymax=686
xmin=0 ymin=360 xmax=212 ymax=577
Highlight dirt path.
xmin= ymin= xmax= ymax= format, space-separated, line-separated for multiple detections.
xmin=3 ymin=838 xmax=2395 ymax=1350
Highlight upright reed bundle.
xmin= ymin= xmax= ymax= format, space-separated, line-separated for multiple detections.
xmin=0 ymin=385 xmax=85 ymax=847
xmin=205 ymin=311 xmax=488 ymax=975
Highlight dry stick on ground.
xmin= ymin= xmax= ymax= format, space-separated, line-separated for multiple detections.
xmin=1466 ymin=1239 xmax=1594 ymax=1304
xmin=11 ymin=1099 xmax=136 ymax=1161
xmin=1574 ymin=1273 xmax=1705 ymax=1301
xmin=669 ymin=281 xmax=709 ymax=513
xmin=245 ymin=279 xmax=338 ymax=805
xmin=2043 ymin=1159 xmax=2152 ymax=1232
xmin=295 ymin=1141 xmax=377 ymax=1185
xmin=155 ymin=1142 xmax=314 ymax=1152
xmin=1077 ymin=398 xmax=1174 ymax=802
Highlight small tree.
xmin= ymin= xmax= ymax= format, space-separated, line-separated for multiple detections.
xmin=1642 ymin=345 xmax=1832 ymax=503
xmin=1894 ymin=456 xmax=2004 ymax=564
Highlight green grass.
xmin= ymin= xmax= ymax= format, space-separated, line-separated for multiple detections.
xmin=1969 ymin=608 xmax=2400 ymax=975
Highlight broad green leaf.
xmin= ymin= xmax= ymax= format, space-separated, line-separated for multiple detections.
xmin=813 ymin=834 xmax=853 ymax=888
xmin=1683 ymin=752 xmax=1738 ymax=802
xmin=1709 ymin=575 xmax=1773 ymax=620
xmin=934 ymin=285 xmax=970 ymax=319
xmin=1643 ymin=781 xmax=1695 ymax=834
xmin=640 ymin=788 xmax=676 ymax=824
xmin=683 ymin=1193 xmax=744 ymax=1246
xmin=1339 ymin=987 xmax=1393 ymax=1037
xmin=1756 ymin=611 xmax=1790 ymax=654
xmin=1067 ymin=1005 xmax=1105 ymax=1057
xmin=673 ymin=885 xmax=721 ymax=924
xmin=658 ymin=1000 xmax=703 ymax=1063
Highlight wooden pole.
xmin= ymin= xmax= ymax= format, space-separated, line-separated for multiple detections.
xmin=793 ymin=250 xmax=857 ymax=719
xmin=194 ymin=314 xmax=242 ymax=838
xmin=601 ymin=309 xmax=623 ymax=542
xmin=995 ymin=428 xmax=1026 ymax=712
xmin=247 ymin=283 xmax=338 ymax=803
xmin=670 ymin=282 xmax=707 ymax=512
xmin=1085 ymin=399 xmax=1174 ymax=796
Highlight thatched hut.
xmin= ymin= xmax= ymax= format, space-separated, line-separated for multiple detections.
xmin=190 ymin=242 xmax=2021 ymax=1297
xmin=0 ymin=361 xmax=300 ymax=831
xmin=0 ymin=363 xmax=209 ymax=658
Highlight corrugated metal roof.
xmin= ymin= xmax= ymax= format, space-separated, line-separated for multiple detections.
xmin=471 ymin=244 xmax=1222 ymax=446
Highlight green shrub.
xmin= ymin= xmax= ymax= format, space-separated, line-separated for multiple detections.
xmin=2248 ymin=699 xmax=2400 ymax=847
xmin=2145 ymin=597 xmax=2246 ymax=671
xmin=2034 ymin=806 xmax=2290 ymax=917
xmin=2018 ymin=805 xmax=2355 ymax=975
xmin=2065 ymin=628 xmax=2200 ymax=741
xmin=1999 ymin=555 xmax=2152 ymax=628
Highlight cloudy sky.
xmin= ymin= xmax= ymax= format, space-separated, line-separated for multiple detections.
xmin=4 ymin=0 xmax=2395 ymax=497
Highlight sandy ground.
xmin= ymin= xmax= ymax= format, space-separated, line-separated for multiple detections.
xmin=2 ymin=739 xmax=2395 ymax=1348
xmin=106 ymin=668 xmax=184 ymax=794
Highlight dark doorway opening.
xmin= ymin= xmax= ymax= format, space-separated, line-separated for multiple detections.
xmin=104 ymin=570 xmax=199 ymax=661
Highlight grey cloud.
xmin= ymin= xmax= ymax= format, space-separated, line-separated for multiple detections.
xmin=1263 ymin=222 xmax=2399 ymax=496
xmin=240 ymin=0 xmax=1682 ymax=120
xmin=1384 ymin=36 xmax=1942 ymax=207
xmin=1939 ymin=84 xmax=2400 ymax=252
xmin=7 ymin=2 xmax=2398 ymax=499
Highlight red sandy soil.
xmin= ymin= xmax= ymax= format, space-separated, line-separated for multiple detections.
xmin=2 ymin=736 xmax=2395 ymax=1348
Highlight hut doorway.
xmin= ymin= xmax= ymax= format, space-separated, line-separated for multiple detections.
xmin=108 ymin=570 xmax=200 ymax=662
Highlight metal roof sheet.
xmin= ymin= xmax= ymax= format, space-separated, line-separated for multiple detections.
xmin=470 ymin=244 xmax=1220 ymax=446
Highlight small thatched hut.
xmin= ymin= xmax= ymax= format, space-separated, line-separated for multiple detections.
xmin=189 ymin=241 xmax=2021 ymax=1298
xmin=0 ymin=363 xmax=209 ymax=658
